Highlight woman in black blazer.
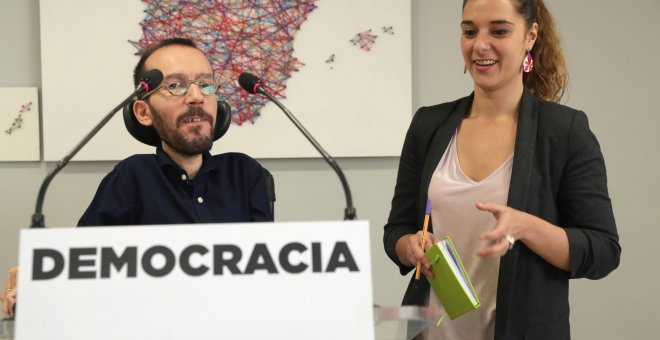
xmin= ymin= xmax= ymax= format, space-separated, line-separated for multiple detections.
xmin=383 ymin=0 xmax=621 ymax=339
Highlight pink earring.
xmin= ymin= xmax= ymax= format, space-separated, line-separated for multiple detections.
xmin=522 ymin=50 xmax=534 ymax=73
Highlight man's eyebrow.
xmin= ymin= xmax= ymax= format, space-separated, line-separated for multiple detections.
xmin=163 ymin=72 xmax=214 ymax=79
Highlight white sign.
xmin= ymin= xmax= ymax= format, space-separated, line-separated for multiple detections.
xmin=16 ymin=221 xmax=374 ymax=340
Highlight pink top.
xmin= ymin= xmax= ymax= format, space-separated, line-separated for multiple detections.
xmin=424 ymin=132 xmax=513 ymax=340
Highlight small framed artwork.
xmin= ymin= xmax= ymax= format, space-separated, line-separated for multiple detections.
xmin=0 ymin=87 xmax=40 ymax=161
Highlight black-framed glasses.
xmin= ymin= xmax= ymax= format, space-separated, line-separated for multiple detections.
xmin=143 ymin=74 xmax=219 ymax=99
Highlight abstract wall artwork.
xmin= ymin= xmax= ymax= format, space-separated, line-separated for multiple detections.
xmin=0 ymin=87 xmax=40 ymax=161
xmin=40 ymin=0 xmax=411 ymax=160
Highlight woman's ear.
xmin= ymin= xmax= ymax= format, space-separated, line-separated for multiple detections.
xmin=527 ymin=22 xmax=539 ymax=50
xmin=133 ymin=100 xmax=153 ymax=127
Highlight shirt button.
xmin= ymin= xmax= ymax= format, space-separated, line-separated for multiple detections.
xmin=181 ymin=174 xmax=187 ymax=181
xmin=197 ymin=197 xmax=204 ymax=204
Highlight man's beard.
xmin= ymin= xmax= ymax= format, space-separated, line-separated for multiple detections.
xmin=149 ymin=104 xmax=215 ymax=156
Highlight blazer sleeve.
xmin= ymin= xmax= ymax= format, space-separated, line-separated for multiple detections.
xmin=383 ymin=107 xmax=427 ymax=275
xmin=559 ymin=111 xmax=621 ymax=279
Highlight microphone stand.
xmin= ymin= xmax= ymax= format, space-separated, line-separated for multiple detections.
xmin=30 ymin=86 xmax=148 ymax=228
xmin=258 ymin=90 xmax=357 ymax=220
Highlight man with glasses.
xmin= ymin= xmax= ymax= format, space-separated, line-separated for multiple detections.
xmin=77 ymin=37 xmax=274 ymax=226
xmin=2 ymin=38 xmax=274 ymax=319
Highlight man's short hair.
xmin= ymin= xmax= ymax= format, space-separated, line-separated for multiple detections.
xmin=132 ymin=37 xmax=198 ymax=88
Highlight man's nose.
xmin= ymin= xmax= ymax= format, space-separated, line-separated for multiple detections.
xmin=184 ymin=83 xmax=205 ymax=104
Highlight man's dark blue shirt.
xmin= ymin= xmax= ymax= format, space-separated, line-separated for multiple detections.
xmin=78 ymin=147 xmax=273 ymax=226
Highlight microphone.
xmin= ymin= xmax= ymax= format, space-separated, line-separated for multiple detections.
xmin=238 ymin=72 xmax=357 ymax=220
xmin=30 ymin=69 xmax=163 ymax=228
xmin=238 ymin=72 xmax=265 ymax=95
xmin=135 ymin=69 xmax=163 ymax=98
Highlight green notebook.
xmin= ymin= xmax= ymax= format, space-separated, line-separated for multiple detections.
xmin=424 ymin=235 xmax=480 ymax=320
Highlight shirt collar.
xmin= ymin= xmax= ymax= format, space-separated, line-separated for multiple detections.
xmin=155 ymin=145 xmax=216 ymax=179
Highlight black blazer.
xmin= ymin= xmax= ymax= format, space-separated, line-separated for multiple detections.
xmin=383 ymin=89 xmax=621 ymax=339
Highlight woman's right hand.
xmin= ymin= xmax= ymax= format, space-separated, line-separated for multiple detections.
xmin=1 ymin=266 xmax=18 ymax=318
xmin=395 ymin=231 xmax=438 ymax=277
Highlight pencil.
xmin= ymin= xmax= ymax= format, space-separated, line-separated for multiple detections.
xmin=415 ymin=199 xmax=432 ymax=280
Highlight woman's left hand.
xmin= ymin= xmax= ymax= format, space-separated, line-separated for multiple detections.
xmin=475 ymin=202 xmax=528 ymax=258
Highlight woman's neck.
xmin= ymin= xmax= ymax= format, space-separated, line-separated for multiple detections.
xmin=471 ymin=82 xmax=524 ymax=119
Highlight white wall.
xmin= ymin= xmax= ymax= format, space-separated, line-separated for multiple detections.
xmin=1 ymin=0 xmax=659 ymax=338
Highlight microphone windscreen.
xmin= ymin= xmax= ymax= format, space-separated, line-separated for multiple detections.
xmin=140 ymin=69 xmax=164 ymax=92
xmin=238 ymin=72 xmax=262 ymax=94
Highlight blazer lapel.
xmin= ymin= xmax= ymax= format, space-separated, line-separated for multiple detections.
xmin=496 ymin=88 xmax=539 ymax=336
xmin=419 ymin=94 xmax=473 ymax=232
xmin=508 ymin=89 xmax=538 ymax=212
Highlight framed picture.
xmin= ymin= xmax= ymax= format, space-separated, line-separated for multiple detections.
xmin=40 ymin=0 xmax=411 ymax=160
xmin=0 ymin=87 xmax=40 ymax=161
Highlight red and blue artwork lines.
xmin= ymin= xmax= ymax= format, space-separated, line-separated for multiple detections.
xmin=130 ymin=0 xmax=318 ymax=125
xmin=5 ymin=102 xmax=32 ymax=135
xmin=349 ymin=29 xmax=378 ymax=51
